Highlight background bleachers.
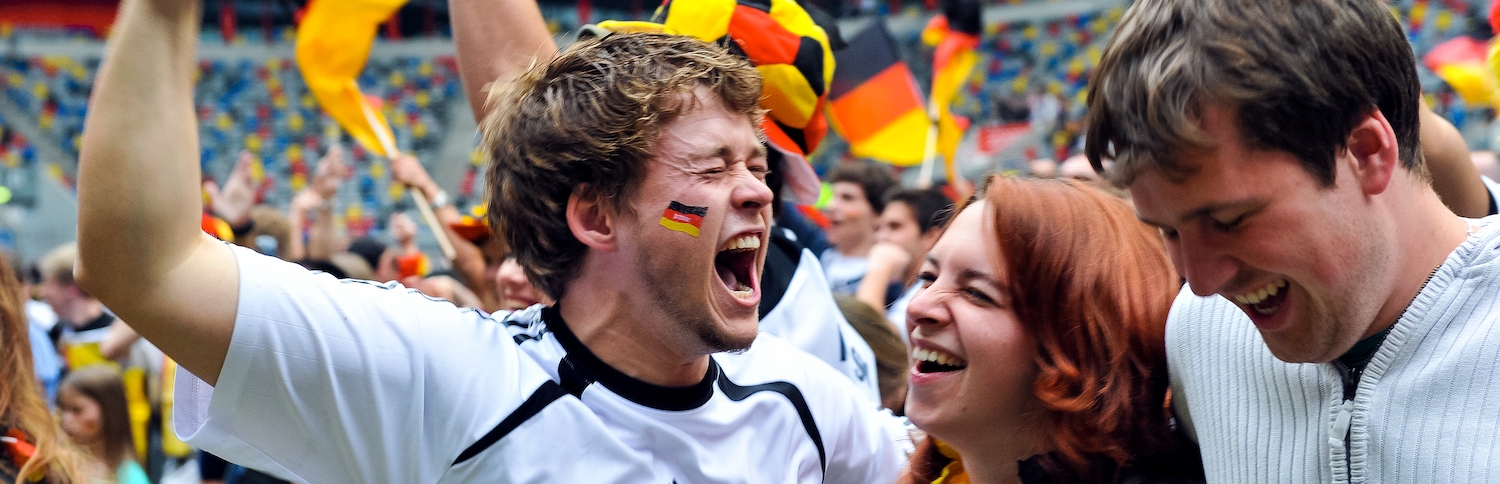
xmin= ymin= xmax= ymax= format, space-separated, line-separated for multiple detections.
xmin=2 ymin=0 xmax=1500 ymax=260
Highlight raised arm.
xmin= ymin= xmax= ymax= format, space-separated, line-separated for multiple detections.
xmin=76 ymin=0 xmax=238 ymax=385
xmin=288 ymin=145 xmax=351 ymax=261
xmin=391 ymin=153 xmax=498 ymax=310
xmin=449 ymin=0 xmax=558 ymax=121
xmin=1421 ymin=101 xmax=1490 ymax=218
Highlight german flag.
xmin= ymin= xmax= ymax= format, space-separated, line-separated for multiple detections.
xmin=660 ymin=201 xmax=708 ymax=236
xmin=924 ymin=0 xmax=981 ymax=179
xmin=827 ymin=22 xmax=927 ymax=166
xmin=1423 ymin=36 xmax=1498 ymax=107
xmin=598 ymin=0 xmax=835 ymax=203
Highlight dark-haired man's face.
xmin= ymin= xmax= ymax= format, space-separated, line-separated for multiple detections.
xmin=826 ymin=182 xmax=877 ymax=253
xmin=876 ymin=201 xmax=936 ymax=278
xmin=618 ymin=87 xmax=772 ymax=355
xmin=1129 ymin=104 xmax=1389 ymax=363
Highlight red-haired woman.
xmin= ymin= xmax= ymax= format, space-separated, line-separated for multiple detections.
xmin=0 ymin=253 xmax=79 ymax=483
xmin=898 ymin=176 xmax=1203 ymax=484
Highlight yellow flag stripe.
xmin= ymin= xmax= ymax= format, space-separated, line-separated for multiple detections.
xmin=659 ymin=217 xmax=702 ymax=236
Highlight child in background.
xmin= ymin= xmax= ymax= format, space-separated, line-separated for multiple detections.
xmin=56 ymin=367 xmax=147 ymax=484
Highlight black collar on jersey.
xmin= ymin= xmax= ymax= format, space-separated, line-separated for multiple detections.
xmin=70 ymin=311 xmax=115 ymax=333
xmin=542 ymin=305 xmax=719 ymax=411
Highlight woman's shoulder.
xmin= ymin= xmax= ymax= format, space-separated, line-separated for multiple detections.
xmin=115 ymin=460 xmax=148 ymax=484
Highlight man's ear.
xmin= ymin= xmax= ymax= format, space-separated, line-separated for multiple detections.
xmin=567 ymin=187 xmax=617 ymax=252
xmin=1346 ymin=109 xmax=1400 ymax=196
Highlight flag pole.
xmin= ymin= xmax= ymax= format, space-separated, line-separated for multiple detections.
xmin=359 ymin=99 xmax=457 ymax=262
xmin=918 ymin=96 xmax=940 ymax=189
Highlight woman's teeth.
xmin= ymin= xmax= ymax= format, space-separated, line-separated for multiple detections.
xmin=1233 ymin=279 xmax=1287 ymax=305
xmin=913 ymin=347 xmax=967 ymax=372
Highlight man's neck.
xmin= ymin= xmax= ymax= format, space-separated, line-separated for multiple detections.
xmin=558 ymin=284 xmax=711 ymax=388
xmin=61 ymin=300 xmax=105 ymax=329
xmin=1366 ymin=178 xmax=1471 ymax=339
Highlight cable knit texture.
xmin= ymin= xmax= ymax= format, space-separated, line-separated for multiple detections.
xmin=1167 ymin=216 xmax=1500 ymax=483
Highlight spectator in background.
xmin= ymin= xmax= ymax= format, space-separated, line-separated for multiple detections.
xmin=286 ymin=145 xmax=352 ymax=264
xmin=1 ymin=252 xmax=79 ymax=484
xmin=346 ymin=236 xmax=401 ymax=283
xmin=900 ymin=177 xmax=1201 ymax=483
xmin=12 ymin=260 xmax=61 ymax=406
xmin=821 ymin=160 xmax=898 ymax=296
xmin=37 ymin=243 xmax=121 ymax=370
xmin=240 ymin=207 xmax=292 ymax=259
xmin=495 ymin=256 xmax=551 ymax=310
xmin=1028 ymin=158 xmax=1059 ymax=178
xmin=390 ymin=152 xmax=511 ymax=311
xmin=57 ymin=366 xmax=147 ymax=484
xmin=1059 ymin=154 xmax=1100 ymax=183
xmin=834 ymin=295 xmax=909 ymax=414
xmin=860 ymin=187 xmax=954 ymax=337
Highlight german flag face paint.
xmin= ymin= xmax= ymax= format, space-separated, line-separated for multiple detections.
xmin=660 ymin=201 xmax=709 ymax=236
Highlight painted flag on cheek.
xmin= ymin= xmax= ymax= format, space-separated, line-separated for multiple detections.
xmin=660 ymin=201 xmax=708 ymax=236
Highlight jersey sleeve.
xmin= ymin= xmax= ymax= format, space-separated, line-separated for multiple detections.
xmin=812 ymin=382 xmax=911 ymax=484
xmin=172 ymin=246 xmax=640 ymax=483
xmin=758 ymin=248 xmax=882 ymax=403
xmin=752 ymin=336 xmax=911 ymax=484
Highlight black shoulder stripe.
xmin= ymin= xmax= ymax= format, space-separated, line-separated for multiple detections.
xmin=716 ymin=376 xmax=826 ymax=473
xmin=452 ymin=381 xmax=569 ymax=466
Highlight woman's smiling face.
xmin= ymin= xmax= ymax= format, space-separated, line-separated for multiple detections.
xmin=904 ymin=201 xmax=1042 ymax=447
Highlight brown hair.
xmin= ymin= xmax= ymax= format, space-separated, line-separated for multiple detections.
xmin=902 ymin=176 xmax=1181 ymax=482
xmin=242 ymin=206 xmax=292 ymax=260
xmin=833 ymin=295 xmax=909 ymax=414
xmin=59 ymin=366 xmax=133 ymax=474
xmin=828 ymin=160 xmax=898 ymax=214
xmin=1084 ymin=0 xmax=1424 ymax=187
xmin=482 ymin=32 xmax=764 ymax=299
xmin=39 ymin=242 xmax=78 ymax=288
xmin=0 ymin=252 xmax=79 ymax=482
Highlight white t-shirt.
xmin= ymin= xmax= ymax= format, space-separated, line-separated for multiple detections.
xmin=759 ymin=246 xmax=882 ymax=403
xmin=174 ymin=246 xmax=655 ymax=483
xmin=177 ymin=245 xmax=908 ymax=483
xmin=506 ymin=304 xmax=910 ymax=483
xmin=819 ymin=249 xmax=869 ymax=296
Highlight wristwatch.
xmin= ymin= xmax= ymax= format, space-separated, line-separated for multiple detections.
xmin=429 ymin=189 xmax=451 ymax=209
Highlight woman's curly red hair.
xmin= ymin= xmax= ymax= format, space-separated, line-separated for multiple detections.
xmin=901 ymin=176 xmax=1180 ymax=483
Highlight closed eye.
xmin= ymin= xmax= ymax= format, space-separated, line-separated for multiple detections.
xmin=963 ymin=287 xmax=996 ymax=305
xmin=1211 ymin=215 xmax=1246 ymax=232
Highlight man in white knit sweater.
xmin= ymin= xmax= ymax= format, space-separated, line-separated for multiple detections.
xmin=1083 ymin=0 xmax=1500 ymax=482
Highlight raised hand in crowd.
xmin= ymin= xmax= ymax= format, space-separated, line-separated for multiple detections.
xmin=390 ymin=152 xmax=501 ymax=311
xmin=855 ymin=241 xmax=911 ymax=312
xmin=206 ymin=151 xmax=257 ymax=228
xmin=286 ymin=144 xmax=351 ymax=261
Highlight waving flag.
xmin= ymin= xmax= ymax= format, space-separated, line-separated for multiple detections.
xmin=922 ymin=0 xmax=980 ymax=181
xmin=297 ymin=0 xmax=459 ymax=261
xmin=1425 ymin=36 xmax=1498 ymax=107
xmin=828 ymin=22 xmax=927 ymax=166
xmin=296 ymin=0 xmax=408 ymax=157
xmin=596 ymin=0 xmax=835 ymax=203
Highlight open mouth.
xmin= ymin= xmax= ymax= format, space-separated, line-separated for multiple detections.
xmin=1232 ymin=279 xmax=1289 ymax=317
xmin=715 ymin=234 xmax=760 ymax=299
xmin=912 ymin=347 xmax=967 ymax=374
